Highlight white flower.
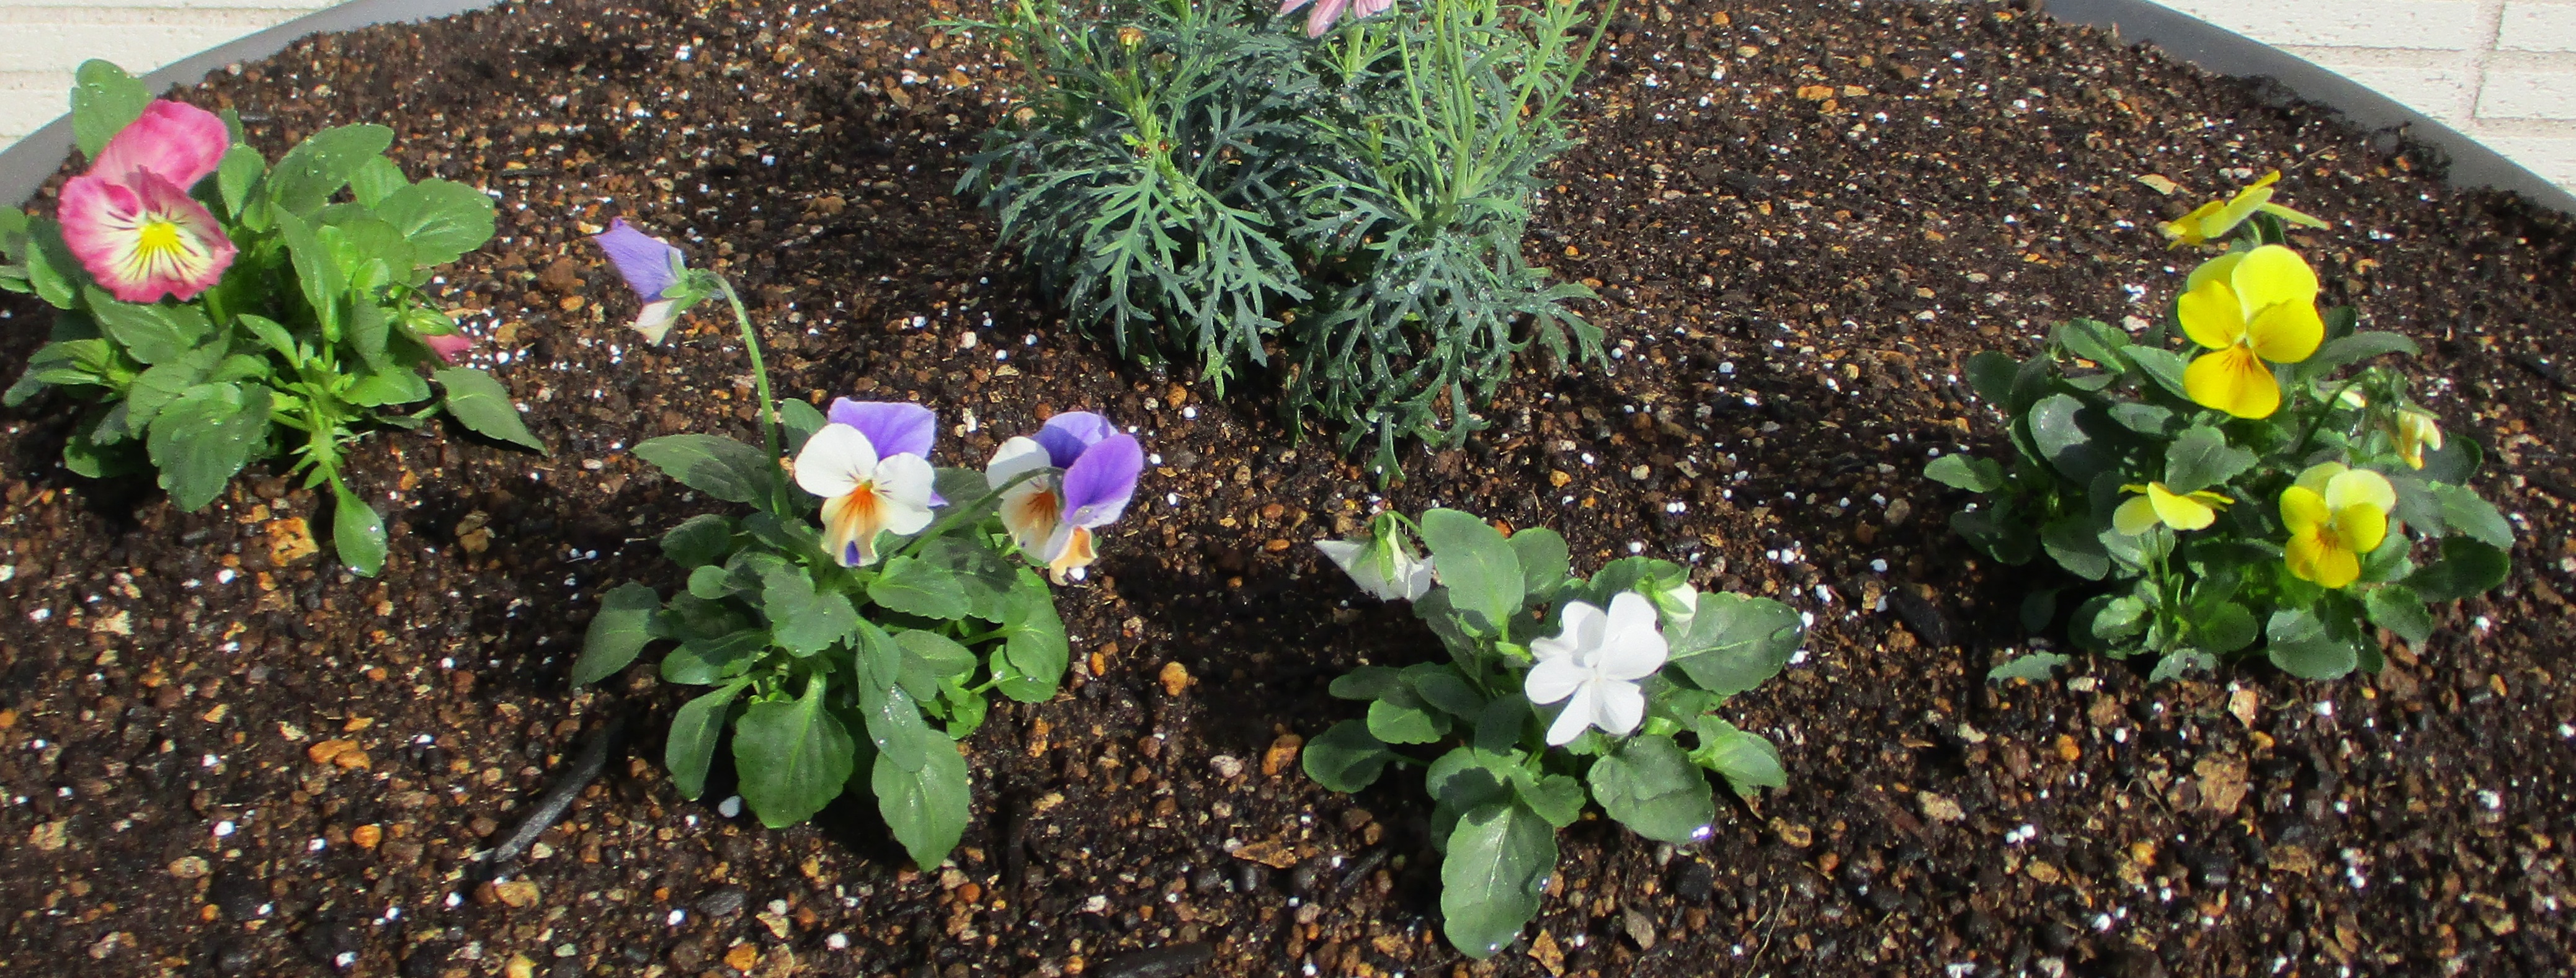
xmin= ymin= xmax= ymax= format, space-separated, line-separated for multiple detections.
xmin=794 ymin=423 xmax=935 ymax=567
xmin=1314 ymin=519 xmax=1434 ymax=602
xmin=1525 ymin=592 xmax=1669 ymax=745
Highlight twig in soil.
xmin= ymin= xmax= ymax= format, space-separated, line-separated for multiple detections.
xmin=482 ymin=715 xmax=626 ymax=868
xmin=1333 ymin=848 xmax=1389 ymax=896
xmin=2511 ymin=353 xmax=2576 ymax=394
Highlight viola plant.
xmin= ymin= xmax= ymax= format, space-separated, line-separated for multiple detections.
xmin=571 ymin=222 xmax=1135 ymax=866
xmin=1930 ymin=175 xmax=2513 ymax=683
xmin=1301 ymin=509 xmax=1801 ymax=958
xmin=1 ymin=61 xmax=532 ymax=576
xmin=952 ymin=0 xmax=1611 ymax=475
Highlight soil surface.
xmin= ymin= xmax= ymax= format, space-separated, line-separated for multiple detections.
xmin=4 ymin=1 xmax=2574 ymax=976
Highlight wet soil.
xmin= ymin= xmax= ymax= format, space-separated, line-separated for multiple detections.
xmin=3 ymin=1 xmax=2574 ymax=976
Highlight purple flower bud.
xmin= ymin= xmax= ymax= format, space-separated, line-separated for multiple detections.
xmin=592 ymin=218 xmax=684 ymax=301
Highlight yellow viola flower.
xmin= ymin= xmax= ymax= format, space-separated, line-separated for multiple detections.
xmin=2160 ymin=171 xmax=2331 ymax=247
xmin=2114 ymin=482 xmax=2234 ymax=534
xmin=2279 ymin=463 xmax=2397 ymax=589
xmin=2387 ymin=407 xmax=2445 ymax=469
xmin=2177 ymin=245 xmax=2325 ymax=419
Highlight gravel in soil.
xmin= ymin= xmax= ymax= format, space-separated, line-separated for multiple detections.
xmin=2 ymin=1 xmax=2574 ymax=976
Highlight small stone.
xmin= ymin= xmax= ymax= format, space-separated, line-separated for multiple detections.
xmin=1158 ymin=661 xmax=1191 ymax=697
xmin=350 ymin=825 xmax=383 ymax=850
xmin=503 ymin=954 xmax=538 ymax=978
xmin=1208 ymin=755 xmax=1244 ymax=779
xmin=1622 ymin=907 xmax=1658 ymax=950
xmin=2227 ymin=687 xmax=2259 ymax=727
xmin=1260 ymin=733 xmax=1303 ymax=776
xmin=266 ymin=518 xmax=319 ymax=565
xmin=697 ymin=886 xmax=749 ymax=918
xmin=306 ymin=739 xmax=363 ymax=768
xmin=1919 ymin=792 xmax=1966 ymax=823
xmin=1528 ymin=930 xmax=1566 ymax=976
xmin=169 ymin=855 xmax=211 ymax=879
xmin=28 ymin=820 xmax=66 ymax=851
xmin=2052 ymin=734 xmax=2082 ymax=763
xmin=724 ymin=944 xmax=760 ymax=972
xmin=492 ymin=879 xmax=540 ymax=909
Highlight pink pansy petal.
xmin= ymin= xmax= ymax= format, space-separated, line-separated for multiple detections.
xmin=423 ymin=333 xmax=473 ymax=364
xmin=60 ymin=171 xmax=236 ymax=303
xmin=1352 ymin=0 xmax=1393 ymax=16
xmin=1306 ymin=0 xmax=1352 ymax=35
xmin=89 ymin=99 xmax=229 ymax=190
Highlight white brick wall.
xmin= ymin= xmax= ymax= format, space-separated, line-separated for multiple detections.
xmin=0 ymin=0 xmax=2569 ymax=197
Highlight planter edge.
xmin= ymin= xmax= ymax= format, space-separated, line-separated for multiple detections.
xmin=0 ymin=0 xmax=502 ymax=210
xmin=2036 ymin=0 xmax=2576 ymax=216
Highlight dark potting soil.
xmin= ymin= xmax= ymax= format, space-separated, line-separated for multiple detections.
xmin=3 ymin=1 xmax=2574 ymax=976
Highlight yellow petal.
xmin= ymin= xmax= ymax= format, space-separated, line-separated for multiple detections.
xmin=2229 ymin=244 xmax=2319 ymax=313
xmin=2325 ymin=468 xmax=2396 ymax=515
xmin=2279 ymin=485 xmax=2330 ymax=536
xmin=2286 ymin=530 xmax=2361 ymax=589
xmin=2257 ymin=201 xmax=2330 ymax=229
xmin=2336 ymin=502 xmax=2388 ymax=556
xmin=2176 ymin=280 xmax=2247 ymax=352
xmin=2183 ymin=251 xmax=2245 ymax=294
xmin=2114 ymin=495 xmax=2162 ymax=536
xmin=2147 ymin=483 xmax=2219 ymax=531
xmin=2244 ymin=296 xmax=2324 ymax=365
xmin=2185 ymin=490 xmax=2235 ymax=508
xmin=2164 ymin=200 xmax=2225 ymax=245
xmin=2294 ymin=461 xmax=2347 ymax=496
xmin=2208 ymin=180 xmax=2278 ymax=238
xmin=2183 ymin=345 xmax=2280 ymax=418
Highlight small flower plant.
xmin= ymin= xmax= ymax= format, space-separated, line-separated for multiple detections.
xmin=1929 ymin=174 xmax=2513 ymax=683
xmin=570 ymin=222 xmax=1138 ymax=868
xmin=1301 ymin=510 xmax=1803 ymax=958
xmin=1 ymin=61 xmax=533 ymax=575
xmin=952 ymin=0 xmax=1611 ymax=476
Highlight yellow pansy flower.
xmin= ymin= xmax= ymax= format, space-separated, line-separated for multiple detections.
xmin=2279 ymin=463 xmax=2397 ymax=589
xmin=2114 ymin=482 xmax=2234 ymax=534
xmin=2177 ymin=245 xmax=2325 ymax=419
xmin=2387 ymin=407 xmax=2444 ymax=469
xmin=2160 ymin=171 xmax=2331 ymax=247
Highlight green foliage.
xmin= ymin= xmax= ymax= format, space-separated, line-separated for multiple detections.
xmin=1303 ymin=507 xmax=1800 ymax=957
xmin=1929 ymin=201 xmax=2512 ymax=682
xmin=954 ymin=0 xmax=1608 ymax=475
xmin=6 ymin=61 xmax=515 ymax=577
xmin=574 ymin=405 xmax=1076 ymax=867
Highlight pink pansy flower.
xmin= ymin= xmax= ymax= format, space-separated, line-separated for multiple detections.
xmin=422 ymin=333 xmax=475 ymax=364
xmin=1280 ymin=0 xmax=1393 ymax=37
xmin=793 ymin=399 xmax=939 ymax=567
xmin=983 ymin=411 xmax=1142 ymax=583
xmin=58 ymin=99 xmax=237 ymax=303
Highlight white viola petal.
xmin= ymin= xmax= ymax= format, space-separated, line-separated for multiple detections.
xmin=1597 ymin=593 xmax=1672 ymax=680
xmin=872 ymin=453 xmax=938 ymax=536
xmin=1039 ymin=520 xmax=1079 ymax=564
xmin=1592 ymin=678 xmax=1647 ymax=737
xmin=1523 ymin=657 xmax=1587 ymax=705
xmin=793 ymin=425 xmax=876 ymax=498
xmin=1552 ymin=600 xmax=1608 ymax=656
xmin=1544 ymin=684 xmax=1600 ymax=746
xmin=998 ymin=478 xmax=1062 ymax=554
xmin=985 ymin=436 xmax=1050 ymax=489
xmin=631 ymin=299 xmax=680 ymax=344
xmin=1397 ymin=556 xmax=1436 ymax=601
xmin=1528 ymin=632 xmax=1579 ymax=664
xmin=1314 ymin=539 xmax=1366 ymax=574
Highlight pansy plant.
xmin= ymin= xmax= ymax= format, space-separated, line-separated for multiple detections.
xmin=1301 ymin=509 xmax=1803 ymax=958
xmin=1 ymin=61 xmax=533 ymax=576
xmin=1930 ymin=176 xmax=2513 ymax=683
xmin=570 ymin=222 xmax=1134 ymax=867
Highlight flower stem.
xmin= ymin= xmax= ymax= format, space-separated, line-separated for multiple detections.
xmin=713 ymin=275 xmax=783 ymax=463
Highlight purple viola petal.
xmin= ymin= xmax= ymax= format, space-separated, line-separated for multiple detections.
xmin=1034 ymin=411 xmax=1117 ymax=468
xmin=592 ymin=219 xmax=682 ymax=301
xmin=1061 ymin=433 xmax=1143 ymax=528
xmin=827 ymin=399 xmax=937 ymax=460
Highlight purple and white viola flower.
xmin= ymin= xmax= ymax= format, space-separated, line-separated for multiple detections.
xmin=1314 ymin=513 xmax=1433 ymax=602
xmin=793 ymin=399 xmax=940 ymax=567
xmin=591 ymin=218 xmax=695 ymax=344
xmin=1525 ymin=592 xmax=1670 ymax=746
xmin=983 ymin=411 xmax=1143 ymax=583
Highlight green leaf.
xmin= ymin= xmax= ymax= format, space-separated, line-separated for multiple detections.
xmin=236 ymin=314 xmax=300 ymax=360
xmin=1689 ymin=719 xmax=1786 ymax=796
xmin=1923 ymin=454 xmax=2003 ymax=492
xmin=1507 ymin=527 xmax=1571 ymax=603
xmin=1407 ymin=665 xmax=1487 ymax=718
xmin=2052 ymin=318 xmax=2128 ymax=370
xmin=272 ymin=210 xmax=345 ymax=337
xmin=1986 ymin=652 xmax=2069 ymax=682
xmin=70 ymin=60 xmax=152 ymax=159
xmin=2296 ymin=331 xmax=2418 ymax=380
xmin=685 ymin=564 xmax=735 ymax=600
xmin=331 ymin=481 xmax=388 ymax=577
xmin=660 ymin=513 xmax=737 ymax=569
xmin=434 ymin=368 xmax=545 ymax=451
xmin=1517 ymin=774 xmax=1587 ymax=829
xmin=2041 ymin=514 xmax=2111 ymax=580
xmin=572 ymin=582 xmax=662 ymax=685
xmin=1663 ymin=592 xmax=1802 ymax=695
xmin=761 ymin=567 xmax=858 ymax=657
xmin=2196 ymin=601 xmax=2259 ymax=654
xmin=2109 ymin=402 xmax=2178 ymax=437
xmin=347 ymin=155 xmax=407 ymax=208
xmin=667 ymin=679 xmax=750 ymax=801
xmin=2430 ymin=483 xmax=2513 ymax=549
xmin=2364 ymin=584 xmax=2433 ymax=646
xmin=2126 ymin=346 xmax=2191 ymax=400
xmin=2028 ymin=394 xmax=2114 ymax=483
xmin=87 ymin=288 xmax=210 ymax=365
xmin=1327 ymin=665 xmax=1406 ymax=701
xmin=125 ymin=337 xmax=227 ymax=429
xmin=917 ymin=536 xmax=1017 ymax=621
xmin=995 ymin=569 xmax=1068 ymax=701
xmin=1417 ymin=509 xmax=1522 ymax=632
xmin=1366 ymin=695 xmax=1447 ymax=744
xmin=1303 ymin=719 xmax=1395 ymax=793
xmin=146 ymin=382 xmax=270 ymax=511
xmin=216 ymin=145 xmax=267 ymax=220
xmin=1589 ymin=734 xmax=1716 ymax=843
xmin=2163 ymin=425 xmax=2256 ymax=493
xmin=734 ymin=674 xmax=857 ymax=829
xmin=894 ymin=629 xmax=977 ymax=703
xmin=661 ymin=630 xmax=763 ymax=685
xmin=857 ymin=678 xmax=935 ymax=772
xmin=2407 ymin=538 xmax=2508 ymax=602
xmin=1964 ymin=351 xmax=2020 ymax=405
xmin=2266 ymin=608 xmax=2358 ymax=680
xmin=1440 ymin=802 xmax=1556 ymax=960
xmin=868 ymin=554 xmax=969 ymax=620
xmin=20 ymin=219 xmax=84 ymax=309
xmin=376 ymin=178 xmax=497 ymax=266
xmin=634 ymin=434 xmax=775 ymax=504
xmin=873 ymin=734 xmax=971 ymax=868
xmin=267 ymin=124 xmax=395 ymax=216
xmin=2147 ymin=651 xmax=2216 ymax=682
xmin=782 ymin=399 xmax=827 ymax=455
xmin=344 ymin=365 xmax=430 ymax=407
xmin=849 ymin=617 xmax=902 ymax=695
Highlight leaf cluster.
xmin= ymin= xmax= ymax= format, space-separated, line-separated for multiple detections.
xmin=953 ymin=0 xmax=1605 ymax=474
xmin=1932 ymin=312 xmax=2510 ymax=682
xmin=1302 ymin=509 xmax=1799 ymax=958
xmin=572 ymin=403 xmax=1070 ymax=868
xmin=2 ymin=61 xmax=532 ymax=576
